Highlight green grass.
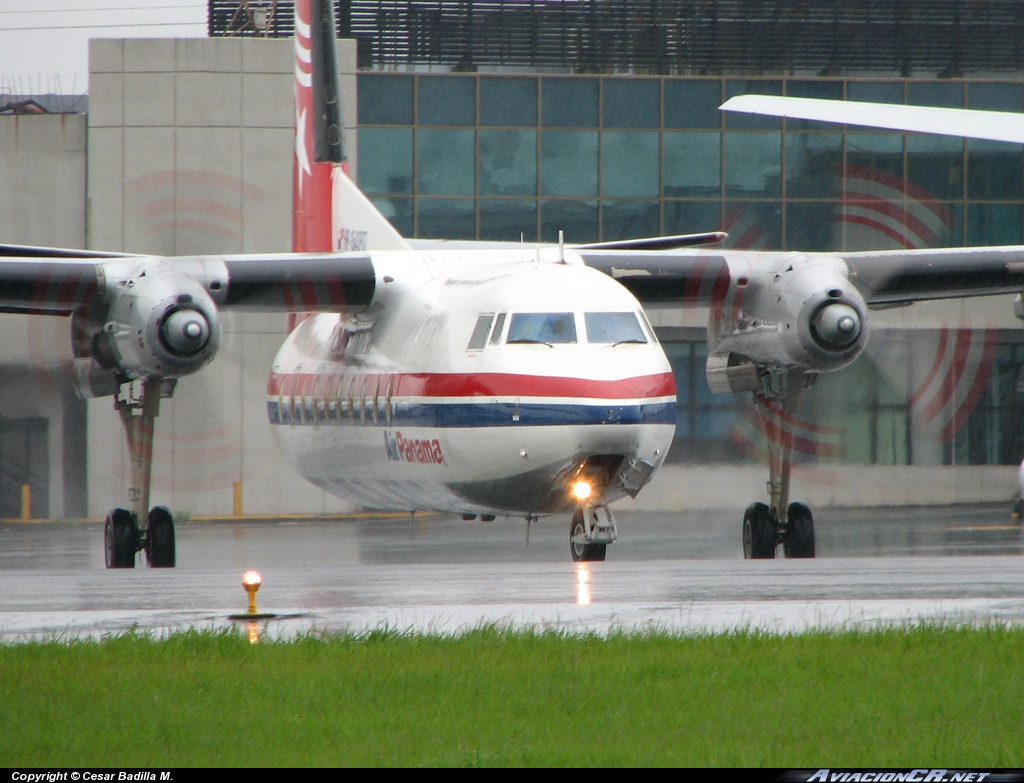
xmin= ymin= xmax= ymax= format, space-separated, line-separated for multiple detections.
xmin=0 ymin=625 xmax=1021 ymax=766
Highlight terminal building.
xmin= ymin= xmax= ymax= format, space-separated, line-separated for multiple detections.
xmin=3 ymin=0 xmax=1024 ymax=519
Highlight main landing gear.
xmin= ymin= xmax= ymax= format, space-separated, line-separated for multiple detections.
xmin=104 ymin=379 xmax=177 ymax=568
xmin=742 ymin=370 xmax=816 ymax=560
xmin=569 ymin=504 xmax=617 ymax=562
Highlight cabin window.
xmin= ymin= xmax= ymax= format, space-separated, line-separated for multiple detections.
xmin=507 ymin=313 xmax=577 ymax=344
xmin=584 ymin=312 xmax=647 ymax=344
xmin=468 ymin=314 xmax=494 ymax=349
xmin=489 ymin=312 xmax=507 ymax=344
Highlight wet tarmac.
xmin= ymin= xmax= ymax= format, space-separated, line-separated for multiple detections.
xmin=0 ymin=504 xmax=1021 ymax=641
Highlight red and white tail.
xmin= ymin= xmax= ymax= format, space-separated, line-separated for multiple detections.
xmin=292 ymin=0 xmax=409 ymax=256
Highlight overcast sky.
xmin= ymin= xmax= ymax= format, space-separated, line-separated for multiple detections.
xmin=0 ymin=0 xmax=208 ymax=96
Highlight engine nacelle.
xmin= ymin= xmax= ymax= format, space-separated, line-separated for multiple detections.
xmin=712 ymin=254 xmax=869 ymax=376
xmin=102 ymin=268 xmax=222 ymax=380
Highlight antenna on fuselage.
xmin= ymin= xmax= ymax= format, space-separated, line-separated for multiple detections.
xmin=558 ymin=230 xmax=565 ymax=264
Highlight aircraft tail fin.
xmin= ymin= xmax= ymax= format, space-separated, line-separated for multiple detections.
xmin=293 ymin=0 xmax=410 ymax=255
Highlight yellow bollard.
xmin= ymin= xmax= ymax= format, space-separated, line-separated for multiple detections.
xmin=233 ymin=481 xmax=243 ymax=517
xmin=20 ymin=484 xmax=30 ymax=521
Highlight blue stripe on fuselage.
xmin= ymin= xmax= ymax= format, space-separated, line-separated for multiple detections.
xmin=266 ymin=400 xmax=675 ymax=427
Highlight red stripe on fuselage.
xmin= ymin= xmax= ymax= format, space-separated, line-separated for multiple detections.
xmin=267 ymin=371 xmax=676 ymax=400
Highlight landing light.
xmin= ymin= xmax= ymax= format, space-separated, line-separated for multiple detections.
xmin=572 ymin=480 xmax=592 ymax=501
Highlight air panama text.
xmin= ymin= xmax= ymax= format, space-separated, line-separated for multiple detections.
xmin=384 ymin=431 xmax=445 ymax=464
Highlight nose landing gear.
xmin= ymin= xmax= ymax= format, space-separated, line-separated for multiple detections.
xmin=569 ymin=504 xmax=617 ymax=562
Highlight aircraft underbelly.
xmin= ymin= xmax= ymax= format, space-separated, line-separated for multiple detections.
xmin=270 ymin=418 xmax=674 ymax=514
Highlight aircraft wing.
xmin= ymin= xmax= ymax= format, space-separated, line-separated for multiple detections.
xmin=0 ymin=251 xmax=377 ymax=316
xmin=840 ymin=246 xmax=1024 ymax=305
xmin=578 ymin=246 xmax=1024 ymax=308
xmin=719 ymin=94 xmax=1024 ymax=145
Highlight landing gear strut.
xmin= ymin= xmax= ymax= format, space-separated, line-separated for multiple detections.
xmin=742 ymin=370 xmax=816 ymax=560
xmin=569 ymin=505 xmax=616 ymax=562
xmin=104 ymin=378 xmax=177 ymax=568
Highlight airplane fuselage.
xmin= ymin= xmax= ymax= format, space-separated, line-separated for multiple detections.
xmin=267 ymin=251 xmax=676 ymax=515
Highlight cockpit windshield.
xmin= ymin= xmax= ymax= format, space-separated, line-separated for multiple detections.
xmin=507 ymin=313 xmax=577 ymax=344
xmin=584 ymin=312 xmax=647 ymax=344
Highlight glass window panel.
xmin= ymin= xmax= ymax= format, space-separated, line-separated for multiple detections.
xmin=722 ymin=201 xmax=781 ymax=250
xmin=785 ymin=81 xmax=844 ymax=131
xmin=967 ymin=139 xmax=1024 ymax=200
xmin=786 ymin=133 xmax=841 ymax=199
xmin=846 ymin=81 xmax=904 ymax=104
xmin=871 ymin=338 xmax=911 ymax=405
xmin=541 ymin=199 xmax=598 ymax=243
xmin=967 ymin=203 xmax=1024 ymax=246
xmin=357 ymin=128 xmax=413 ymax=195
xmin=480 ymin=129 xmax=536 ymax=196
xmin=845 ymin=133 xmax=904 ymax=186
xmin=417 ymin=76 xmax=475 ymax=126
xmin=542 ymin=78 xmax=599 ymax=128
xmin=417 ymin=129 xmax=475 ymax=196
xmin=842 ymin=157 xmax=959 ymax=249
xmin=541 ymin=131 xmax=598 ymax=197
xmin=358 ymin=74 xmax=414 ymax=125
xmin=371 ymin=197 xmax=413 ymax=237
xmin=490 ymin=313 xmax=507 ymax=344
xmin=468 ymin=314 xmax=494 ymax=350
xmin=693 ymin=408 xmax=739 ymax=441
xmin=724 ymin=133 xmax=781 ymax=197
xmin=603 ymin=79 xmax=659 ymax=129
xmin=480 ymin=77 xmax=537 ymax=126
xmin=479 ymin=199 xmax=537 ymax=242
xmin=724 ymin=80 xmax=782 ymax=130
xmin=664 ymin=133 xmax=720 ymax=197
xmin=907 ymin=134 xmax=963 ymax=203
xmin=585 ymin=313 xmax=646 ymax=344
xmin=786 ymin=81 xmax=843 ymax=100
xmin=602 ymin=201 xmax=660 ymax=241
xmin=663 ymin=200 xmax=721 ymax=235
xmin=602 ymin=131 xmax=659 ymax=198
xmin=967 ymin=82 xmax=1024 ymax=112
xmin=664 ymin=80 xmax=722 ymax=130
xmin=417 ymin=198 xmax=476 ymax=240
xmin=785 ymin=201 xmax=840 ymax=252
xmin=907 ymin=81 xmax=963 ymax=108
xmin=507 ymin=313 xmax=577 ymax=344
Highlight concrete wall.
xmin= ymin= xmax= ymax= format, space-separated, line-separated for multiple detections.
xmin=0 ymin=114 xmax=88 ymax=518
xmin=86 ymin=37 xmax=360 ymax=517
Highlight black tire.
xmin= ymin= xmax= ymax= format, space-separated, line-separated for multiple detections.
xmin=783 ymin=501 xmax=815 ymax=558
xmin=146 ymin=506 xmax=176 ymax=568
xmin=742 ymin=502 xmax=775 ymax=559
xmin=570 ymin=510 xmax=606 ymax=562
xmin=104 ymin=508 xmax=138 ymax=569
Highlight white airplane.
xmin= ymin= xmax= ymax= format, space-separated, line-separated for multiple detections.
xmin=6 ymin=1 xmax=1024 ymax=568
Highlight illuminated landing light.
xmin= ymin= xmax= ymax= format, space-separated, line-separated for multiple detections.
xmin=572 ymin=480 xmax=592 ymax=501
xmin=577 ymin=563 xmax=591 ymax=605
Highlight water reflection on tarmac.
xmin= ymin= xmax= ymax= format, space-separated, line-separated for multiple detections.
xmin=0 ymin=505 xmax=1021 ymax=641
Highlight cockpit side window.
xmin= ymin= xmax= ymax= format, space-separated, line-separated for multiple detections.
xmin=489 ymin=312 xmax=507 ymax=344
xmin=507 ymin=313 xmax=577 ymax=344
xmin=468 ymin=313 xmax=495 ymax=350
xmin=584 ymin=312 xmax=648 ymax=344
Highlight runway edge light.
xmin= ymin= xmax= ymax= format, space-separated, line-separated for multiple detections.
xmin=242 ymin=570 xmax=262 ymax=614
xmin=228 ymin=570 xmax=278 ymax=622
